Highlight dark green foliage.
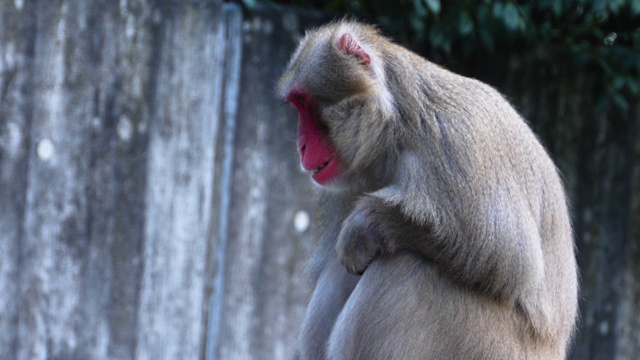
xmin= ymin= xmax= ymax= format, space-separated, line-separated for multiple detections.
xmin=267 ymin=0 xmax=640 ymax=114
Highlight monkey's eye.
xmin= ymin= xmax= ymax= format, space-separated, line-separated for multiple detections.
xmin=294 ymin=94 xmax=306 ymax=106
xmin=287 ymin=91 xmax=310 ymax=109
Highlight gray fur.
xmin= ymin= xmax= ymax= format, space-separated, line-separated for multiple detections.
xmin=279 ymin=21 xmax=578 ymax=360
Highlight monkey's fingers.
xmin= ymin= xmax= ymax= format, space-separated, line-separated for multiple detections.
xmin=336 ymin=209 xmax=385 ymax=275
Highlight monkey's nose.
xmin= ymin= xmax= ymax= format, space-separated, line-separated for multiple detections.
xmin=299 ymin=144 xmax=307 ymax=159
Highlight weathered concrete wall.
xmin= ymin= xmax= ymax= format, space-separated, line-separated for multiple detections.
xmin=0 ymin=1 xmax=321 ymax=359
xmin=206 ymin=6 xmax=323 ymax=360
xmin=0 ymin=0 xmax=237 ymax=358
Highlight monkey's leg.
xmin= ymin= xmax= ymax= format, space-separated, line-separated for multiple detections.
xmin=296 ymin=257 xmax=359 ymax=360
xmin=326 ymin=253 xmax=551 ymax=360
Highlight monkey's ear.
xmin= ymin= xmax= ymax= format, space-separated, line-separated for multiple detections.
xmin=337 ymin=33 xmax=371 ymax=67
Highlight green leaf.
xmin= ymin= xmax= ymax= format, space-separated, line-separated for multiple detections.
xmin=242 ymin=0 xmax=257 ymax=10
xmin=594 ymin=96 xmax=609 ymax=114
xmin=480 ymin=29 xmax=495 ymax=52
xmin=458 ymin=12 xmax=474 ymax=36
xmin=552 ymin=1 xmax=563 ymax=17
xmin=429 ymin=27 xmax=444 ymax=47
xmin=628 ymin=79 xmax=640 ymax=95
xmin=593 ymin=0 xmax=608 ymax=12
xmin=503 ymin=3 xmax=521 ymax=31
xmin=424 ymin=0 xmax=441 ymax=14
xmin=410 ymin=15 xmax=427 ymax=40
xmin=613 ymin=93 xmax=629 ymax=112
xmin=413 ymin=0 xmax=428 ymax=17
xmin=592 ymin=28 xmax=604 ymax=39
xmin=492 ymin=2 xmax=504 ymax=18
xmin=633 ymin=0 xmax=640 ymax=14
xmin=606 ymin=0 xmax=625 ymax=14
xmin=442 ymin=41 xmax=452 ymax=55
xmin=613 ymin=76 xmax=625 ymax=90
xmin=476 ymin=4 xmax=489 ymax=22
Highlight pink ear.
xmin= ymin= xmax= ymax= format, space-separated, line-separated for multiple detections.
xmin=338 ymin=33 xmax=371 ymax=67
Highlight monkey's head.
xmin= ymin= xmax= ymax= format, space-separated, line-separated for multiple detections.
xmin=278 ymin=22 xmax=398 ymax=192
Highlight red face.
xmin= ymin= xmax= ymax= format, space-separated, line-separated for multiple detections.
xmin=287 ymin=89 xmax=341 ymax=185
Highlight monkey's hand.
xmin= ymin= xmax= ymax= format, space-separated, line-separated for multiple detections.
xmin=336 ymin=199 xmax=390 ymax=275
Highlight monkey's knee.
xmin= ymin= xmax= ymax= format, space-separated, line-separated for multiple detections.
xmin=327 ymin=254 xmax=438 ymax=360
xmin=327 ymin=254 xmax=540 ymax=360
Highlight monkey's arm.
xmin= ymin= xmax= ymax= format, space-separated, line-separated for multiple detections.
xmin=336 ymin=189 xmax=544 ymax=303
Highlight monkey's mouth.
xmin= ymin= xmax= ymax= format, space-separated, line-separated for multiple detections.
xmin=312 ymin=156 xmax=335 ymax=174
xmin=311 ymin=155 xmax=340 ymax=185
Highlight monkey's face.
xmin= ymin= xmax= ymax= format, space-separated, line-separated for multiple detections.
xmin=287 ymin=88 xmax=342 ymax=186
xmin=279 ymin=25 xmax=394 ymax=191
xmin=284 ymin=88 xmax=393 ymax=193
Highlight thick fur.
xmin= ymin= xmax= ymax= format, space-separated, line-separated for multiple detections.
xmin=279 ymin=21 xmax=578 ymax=360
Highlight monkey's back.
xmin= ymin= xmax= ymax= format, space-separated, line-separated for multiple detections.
xmin=381 ymin=38 xmax=578 ymax=350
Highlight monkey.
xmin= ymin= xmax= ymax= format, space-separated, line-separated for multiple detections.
xmin=278 ymin=20 xmax=578 ymax=360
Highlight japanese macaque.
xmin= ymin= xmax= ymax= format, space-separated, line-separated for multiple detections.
xmin=278 ymin=20 xmax=578 ymax=360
